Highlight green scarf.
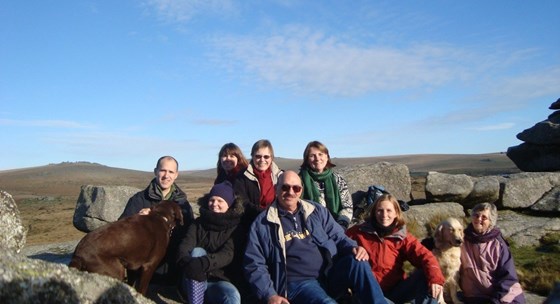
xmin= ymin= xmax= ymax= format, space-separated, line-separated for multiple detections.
xmin=300 ymin=168 xmax=341 ymax=216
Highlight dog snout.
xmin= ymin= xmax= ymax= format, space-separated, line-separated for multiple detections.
xmin=454 ymin=238 xmax=463 ymax=246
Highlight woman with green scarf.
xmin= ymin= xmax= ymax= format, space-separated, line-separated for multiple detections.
xmin=299 ymin=141 xmax=353 ymax=229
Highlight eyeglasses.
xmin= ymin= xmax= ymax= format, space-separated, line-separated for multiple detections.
xmin=254 ymin=154 xmax=271 ymax=160
xmin=472 ymin=213 xmax=489 ymax=221
xmin=281 ymin=184 xmax=302 ymax=193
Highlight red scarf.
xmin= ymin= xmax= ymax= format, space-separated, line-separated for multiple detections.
xmin=254 ymin=167 xmax=275 ymax=208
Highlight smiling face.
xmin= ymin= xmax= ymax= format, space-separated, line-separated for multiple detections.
xmin=375 ymin=199 xmax=397 ymax=227
xmin=208 ymin=196 xmax=230 ymax=213
xmin=471 ymin=209 xmax=492 ymax=234
xmin=277 ymin=171 xmax=303 ymax=213
xmin=307 ymin=147 xmax=328 ymax=173
xmin=220 ymin=153 xmax=238 ymax=173
xmin=252 ymin=147 xmax=272 ymax=172
xmin=154 ymin=158 xmax=178 ymax=191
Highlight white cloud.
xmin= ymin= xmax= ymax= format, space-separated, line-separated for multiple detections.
xmin=193 ymin=119 xmax=236 ymax=126
xmin=468 ymin=122 xmax=515 ymax=131
xmin=484 ymin=66 xmax=560 ymax=102
xmin=144 ymin=0 xmax=235 ymax=23
xmin=0 ymin=119 xmax=94 ymax=129
xmin=210 ymin=28 xmax=477 ymax=96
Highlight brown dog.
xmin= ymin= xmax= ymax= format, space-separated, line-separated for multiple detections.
xmin=69 ymin=200 xmax=184 ymax=295
xmin=433 ymin=217 xmax=464 ymax=304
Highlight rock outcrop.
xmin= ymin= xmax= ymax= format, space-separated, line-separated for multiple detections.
xmin=73 ymin=185 xmax=140 ymax=232
xmin=3 ymin=158 xmax=559 ymax=303
xmin=0 ymin=190 xmax=27 ymax=253
xmin=0 ymin=249 xmax=153 ymax=304
xmin=424 ymin=171 xmax=560 ymax=213
xmin=507 ymin=98 xmax=560 ymax=172
xmin=339 ymin=161 xmax=412 ymax=203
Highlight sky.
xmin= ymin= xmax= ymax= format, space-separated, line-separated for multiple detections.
xmin=1 ymin=1 xmax=559 ymax=172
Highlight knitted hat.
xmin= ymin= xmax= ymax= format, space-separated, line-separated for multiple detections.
xmin=209 ymin=181 xmax=235 ymax=207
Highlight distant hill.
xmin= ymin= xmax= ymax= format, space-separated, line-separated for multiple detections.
xmin=0 ymin=153 xmax=520 ymax=199
xmin=186 ymin=152 xmax=521 ymax=178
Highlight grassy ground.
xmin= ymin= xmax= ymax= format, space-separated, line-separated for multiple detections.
xmin=511 ymin=233 xmax=560 ymax=296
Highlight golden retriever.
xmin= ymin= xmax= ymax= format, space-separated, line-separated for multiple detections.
xmin=432 ymin=217 xmax=464 ymax=304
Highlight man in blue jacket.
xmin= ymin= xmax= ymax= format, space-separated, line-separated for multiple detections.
xmin=243 ymin=170 xmax=386 ymax=304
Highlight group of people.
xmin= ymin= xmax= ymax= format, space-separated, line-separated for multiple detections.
xmin=118 ymin=140 xmax=526 ymax=304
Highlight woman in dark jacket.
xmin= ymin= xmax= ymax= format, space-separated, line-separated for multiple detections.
xmin=234 ymin=139 xmax=282 ymax=224
xmin=214 ymin=143 xmax=249 ymax=185
xmin=176 ymin=182 xmax=245 ymax=304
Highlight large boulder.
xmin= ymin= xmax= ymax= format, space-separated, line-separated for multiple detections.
xmin=0 ymin=190 xmax=27 ymax=253
xmin=338 ymin=162 xmax=411 ymax=203
xmin=530 ymin=186 xmax=560 ymax=213
xmin=497 ymin=210 xmax=560 ymax=247
xmin=463 ymin=175 xmax=500 ymax=208
xmin=507 ymin=98 xmax=560 ymax=172
xmin=507 ymin=143 xmax=560 ymax=172
xmin=498 ymin=173 xmax=560 ymax=209
xmin=0 ymin=250 xmax=153 ymax=304
xmin=403 ymin=202 xmax=465 ymax=238
xmin=73 ymin=185 xmax=140 ymax=232
xmin=425 ymin=172 xmax=474 ymax=202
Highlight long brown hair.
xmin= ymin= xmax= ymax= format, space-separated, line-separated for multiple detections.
xmin=300 ymin=140 xmax=336 ymax=170
xmin=216 ymin=143 xmax=249 ymax=175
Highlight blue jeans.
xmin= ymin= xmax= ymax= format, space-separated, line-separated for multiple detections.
xmin=288 ymin=279 xmax=336 ymax=304
xmin=286 ymin=254 xmax=386 ymax=304
xmin=181 ymin=247 xmax=241 ymax=304
xmin=385 ymin=269 xmax=437 ymax=304
xmin=326 ymin=254 xmax=386 ymax=304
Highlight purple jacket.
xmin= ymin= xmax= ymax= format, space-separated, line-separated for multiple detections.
xmin=460 ymin=225 xmax=525 ymax=304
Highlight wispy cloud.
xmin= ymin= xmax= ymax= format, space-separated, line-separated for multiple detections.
xmin=144 ymin=0 xmax=236 ymax=23
xmin=193 ymin=119 xmax=236 ymax=126
xmin=483 ymin=66 xmax=560 ymax=102
xmin=210 ymin=28 xmax=479 ymax=96
xmin=468 ymin=122 xmax=515 ymax=131
xmin=0 ymin=119 xmax=94 ymax=129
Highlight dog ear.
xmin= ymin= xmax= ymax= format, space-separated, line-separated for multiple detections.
xmin=175 ymin=204 xmax=184 ymax=226
xmin=434 ymin=223 xmax=443 ymax=240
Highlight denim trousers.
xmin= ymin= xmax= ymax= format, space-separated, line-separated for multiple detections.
xmin=286 ymin=254 xmax=386 ymax=304
xmin=384 ymin=269 xmax=438 ymax=304
xmin=181 ymin=247 xmax=241 ymax=304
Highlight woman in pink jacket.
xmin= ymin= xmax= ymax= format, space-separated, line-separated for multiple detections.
xmin=460 ymin=203 xmax=525 ymax=304
xmin=347 ymin=194 xmax=445 ymax=304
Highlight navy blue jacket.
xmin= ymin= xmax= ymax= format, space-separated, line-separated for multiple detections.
xmin=243 ymin=199 xmax=357 ymax=301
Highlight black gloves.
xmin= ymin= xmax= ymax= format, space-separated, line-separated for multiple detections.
xmin=183 ymin=256 xmax=209 ymax=282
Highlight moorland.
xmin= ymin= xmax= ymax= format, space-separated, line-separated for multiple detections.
xmin=0 ymin=152 xmax=520 ymax=245
xmin=4 ymin=153 xmax=560 ymax=299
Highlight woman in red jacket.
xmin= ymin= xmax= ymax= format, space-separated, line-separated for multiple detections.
xmin=346 ymin=194 xmax=444 ymax=304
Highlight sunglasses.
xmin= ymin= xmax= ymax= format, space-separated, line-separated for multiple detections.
xmin=281 ymin=184 xmax=302 ymax=193
xmin=254 ymin=154 xmax=271 ymax=160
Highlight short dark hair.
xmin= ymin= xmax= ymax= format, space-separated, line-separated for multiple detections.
xmin=156 ymin=156 xmax=179 ymax=171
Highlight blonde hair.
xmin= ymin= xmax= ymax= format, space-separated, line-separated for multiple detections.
xmin=369 ymin=194 xmax=406 ymax=228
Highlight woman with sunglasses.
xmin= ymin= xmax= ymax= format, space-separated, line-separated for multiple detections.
xmin=460 ymin=203 xmax=525 ymax=304
xmin=299 ymin=141 xmax=353 ymax=229
xmin=234 ymin=139 xmax=282 ymax=223
xmin=214 ymin=143 xmax=249 ymax=185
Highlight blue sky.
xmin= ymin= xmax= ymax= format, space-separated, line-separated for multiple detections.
xmin=1 ymin=1 xmax=559 ymax=171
